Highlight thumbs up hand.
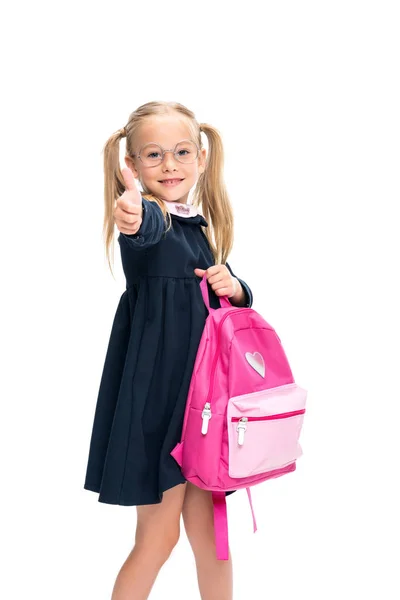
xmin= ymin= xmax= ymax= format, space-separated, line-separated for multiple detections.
xmin=113 ymin=168 xmax=143 ymax=235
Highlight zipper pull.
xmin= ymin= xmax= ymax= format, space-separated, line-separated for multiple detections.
xmin=201 ymin=403 xmax=212 ymax=435
xmin=236 ymin=417 xmax=248 ymax=446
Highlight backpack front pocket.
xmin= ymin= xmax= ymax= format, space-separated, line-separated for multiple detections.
xmin=227 ymin=383 xmax=307 ymax=478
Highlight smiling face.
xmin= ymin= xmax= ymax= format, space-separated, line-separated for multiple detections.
xmin=125 ymin=114 xmax=207 ymax=204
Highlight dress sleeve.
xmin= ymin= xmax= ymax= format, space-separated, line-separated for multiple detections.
xmin=226 ymin=262 xmax=253 ymax=308
xmin=118 ymin=198 xmax=166 ymax=250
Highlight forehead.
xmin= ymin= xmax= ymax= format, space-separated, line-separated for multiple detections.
xmin=136 ymin=115 xmax=194 ymax=148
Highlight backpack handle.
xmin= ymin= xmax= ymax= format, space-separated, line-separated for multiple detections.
xmin=200 ymin=274 xmax=232 ymax=311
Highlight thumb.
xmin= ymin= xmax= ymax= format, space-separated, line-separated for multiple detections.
xmin=194 ymin=268 xmax=207 ymax=278
xmin=122 ymin=168 xmax=142 ymax=206
xmin=122 ymin=167 xmax=136 ymax=191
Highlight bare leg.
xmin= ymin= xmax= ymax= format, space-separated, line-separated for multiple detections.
xmin=182 ymin=483 xmax=233 ymax=600
xmin=111 ymin=483 xmax=187 ymax=600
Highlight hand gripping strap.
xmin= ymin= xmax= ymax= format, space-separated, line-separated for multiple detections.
xmin=200 ymin=274 xmax=231 ymax=311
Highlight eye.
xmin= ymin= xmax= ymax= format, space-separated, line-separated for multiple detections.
xmin=147 ymin=151 xmax=161 ymax=159
xmin=174 ymin=141 xmax=198 ymax=162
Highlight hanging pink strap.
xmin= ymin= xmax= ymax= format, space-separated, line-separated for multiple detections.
xmin=212 ymin=489 xmax=258 ymax=561
xmin=200 ymin=273 xmax=231 ymax=311
xmin=246 ymin=487 xmax=258 ymax=533
xmin=212 ymin=492 xmax=229 ymax=560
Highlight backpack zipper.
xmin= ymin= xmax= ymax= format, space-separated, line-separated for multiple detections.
xmin=201 ymin=308 xmax=249 ymax=434
xmin=232 ymin=409 xmax=306 ymax=445
xmin=201 ymin=403 xmax=212 ymax=434
xmin=231 ymin=409 xmax=305 ymax=422
xmin=236 ymin=417 xmax=248 ymax=445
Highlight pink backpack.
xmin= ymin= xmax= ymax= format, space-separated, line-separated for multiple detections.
xmin=171 ymin=274 xmax=307 ymax=560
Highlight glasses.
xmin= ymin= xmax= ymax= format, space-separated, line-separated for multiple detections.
xmin=133 ymin=139 xmax=200 ymax=167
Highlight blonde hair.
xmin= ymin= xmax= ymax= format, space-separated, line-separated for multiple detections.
xmin=103 ymin=101 xmax=234 ymax=274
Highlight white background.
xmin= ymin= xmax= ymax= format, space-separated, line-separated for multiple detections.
xmin=1 ymin=1 xmax=399 ymax=598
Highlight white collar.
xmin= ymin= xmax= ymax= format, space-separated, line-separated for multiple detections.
xmin=163 ymin=201 xmax=199 ymax=218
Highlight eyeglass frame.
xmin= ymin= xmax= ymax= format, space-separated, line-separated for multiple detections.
xmin=131 ymin=138 xmax=201 ymax=167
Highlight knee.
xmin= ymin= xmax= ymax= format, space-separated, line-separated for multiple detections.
xmin=135 ymin=523 xmax=180 ymax=564
xmin=159 ymin=524 xmax=181 ymax=555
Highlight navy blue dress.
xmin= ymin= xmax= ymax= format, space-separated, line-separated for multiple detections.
xmin=83 ymin=198 xmax=253 ymax=505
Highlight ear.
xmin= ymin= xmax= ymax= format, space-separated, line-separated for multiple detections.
xmin=124 ymin=155 xmax=140 ymax=179
xmin=198 ymin=148 xmax=207 ymax=175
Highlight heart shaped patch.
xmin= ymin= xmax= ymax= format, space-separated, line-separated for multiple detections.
xmin=245 ymin=352 xmax=265 ymax=378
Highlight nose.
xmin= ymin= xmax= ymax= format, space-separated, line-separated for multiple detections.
xmin=162 ymin=150 xmax=178 ymax=170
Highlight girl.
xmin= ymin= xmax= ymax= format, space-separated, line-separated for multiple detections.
xmin=83 ymin=101 xmax=253 ymax=600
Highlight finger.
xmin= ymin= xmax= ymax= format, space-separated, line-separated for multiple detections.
xmin=194 ymin=268 xmax=206 ymax=277
xmin=207 ymin=273 xmax=226 ymax=287
xmin=114 ymin=207 xmax=141 ymax=226
xmin=118 ymin=226 xmax=137 ymax=235
xmin=115 ymin=217 xmax=142 ymax=229
xmin=204 ymin=265 xmax=223 ymax=278
xmin=117 ymin=218 xmax=141 ymax=231
xmin=210 ymin=278 xmax=230 ymax=291
xmin=214 ymin=287 xmax=232 ymax=297
xmin=115 ymin=204 xmax=141 ymax=221
xmin=117 ymin=197 xmax=142 ymax=215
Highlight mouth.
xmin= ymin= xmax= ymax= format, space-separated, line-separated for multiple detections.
xmin=158 ymin=178 xmax=184 ymax=187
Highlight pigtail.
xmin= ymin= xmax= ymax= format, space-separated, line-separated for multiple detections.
xmin=193 ymin=123 xmax=234 ymax=265
xmin=103 ymin=128 xmax=127 ymax=276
